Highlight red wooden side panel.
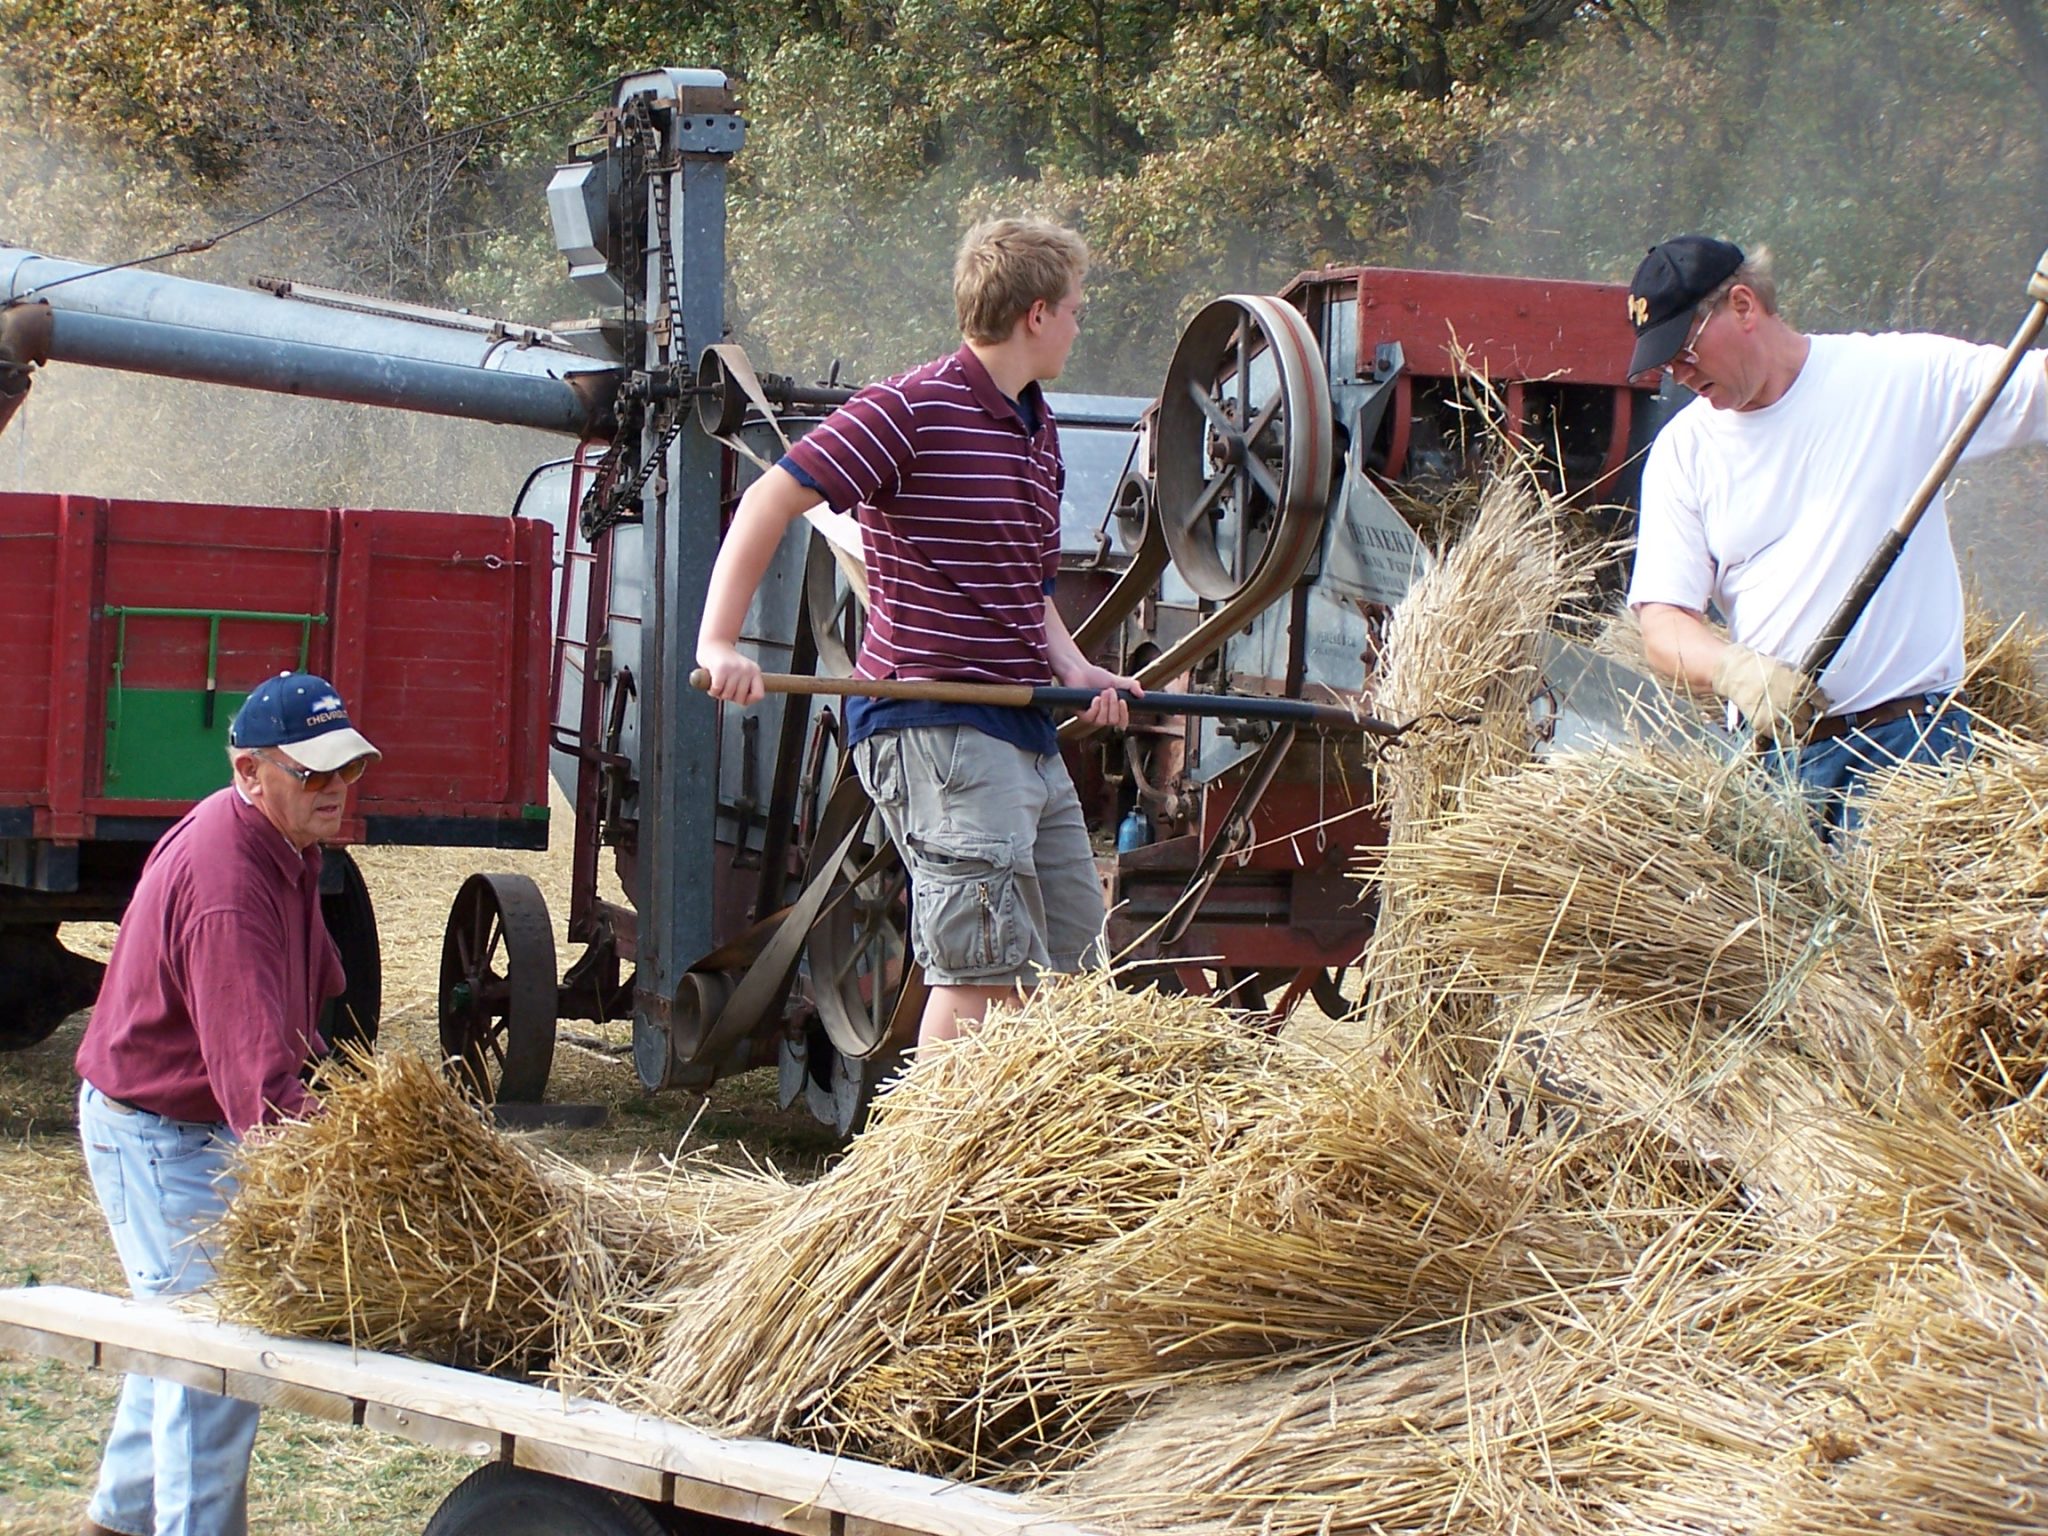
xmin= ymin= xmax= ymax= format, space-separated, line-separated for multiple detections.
xmin=1284 ymin=266 xmax=1640 ymax=386
xmin=97 ymin=499 xmax=337 ymax=692
xmin=0 ymin=493 xmax=61 ymax=803
xmin=0 ymin=491 xmax=553 ymax=842
xmin=338 ymin=507 xmax=553 ymax=819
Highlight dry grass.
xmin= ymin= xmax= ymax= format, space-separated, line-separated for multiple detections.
xmin=569 ymin=975 xmax=1291 ymax=1479
xmin=1961 ymin=583 xmax=2048 ymax=738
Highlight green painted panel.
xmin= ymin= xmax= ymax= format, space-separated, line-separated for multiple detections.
xmin=104 ymin=688 xmax=246 ymax=801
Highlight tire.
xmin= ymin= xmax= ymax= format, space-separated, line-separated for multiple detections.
xmin=423 ymin=1464 xmax=668 ymax=1536
xmin=0 ymin=927 xmax=105 ymax=1052
xmin=319 ymin=848 xmax=381 ymax=1056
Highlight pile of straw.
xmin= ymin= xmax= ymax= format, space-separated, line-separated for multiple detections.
xmin=1029 ymin=1046 xmax=1725 ymax=1404
xmin=1961 ymin=584 xmax=2048 ymax=738
xmin=1363 ymin=465 xmax=1604 ymax=1090
xmin=570 ymin=976 xmax=1295 ymax=1477
xmin=211 ymin=1049 xmax=778 ymax=1371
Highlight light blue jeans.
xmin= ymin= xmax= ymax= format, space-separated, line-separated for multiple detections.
xmin=78 ymin=1081 xmax=257 ymax=1536
xmin=1768 ymin=693 xmax=1973 ymax=841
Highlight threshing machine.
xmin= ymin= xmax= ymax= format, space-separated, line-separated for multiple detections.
xmin=0 ymin=67 xmax=1668 ymax=1130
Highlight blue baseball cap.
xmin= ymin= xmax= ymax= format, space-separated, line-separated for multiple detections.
xmin=229 ymin=672 xmax=381 ymax=773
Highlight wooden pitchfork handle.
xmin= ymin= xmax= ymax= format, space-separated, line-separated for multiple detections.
xmin=688 ymin=668 xmax=1412 ymax=737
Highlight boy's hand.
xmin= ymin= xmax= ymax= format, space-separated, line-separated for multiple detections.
xmin=1059 ymin=661 xmax=1143 ymax=728
xmin=697 ymin=642 xmax=765 ymax=706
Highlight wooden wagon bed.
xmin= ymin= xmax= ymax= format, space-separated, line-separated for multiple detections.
xmin=0 ymin=1285 xmax=1094 ymax=1536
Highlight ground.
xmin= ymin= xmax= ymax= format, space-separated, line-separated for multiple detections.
xmin=0 ymin=787 xmax=844 ymax=1536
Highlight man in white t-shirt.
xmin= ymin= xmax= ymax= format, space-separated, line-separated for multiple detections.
xmin=1623 ymin=233 xmax=2048 ymax=834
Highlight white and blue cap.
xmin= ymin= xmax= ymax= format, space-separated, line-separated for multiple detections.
xmin=229 ymin=672 xmax=381 ymax=773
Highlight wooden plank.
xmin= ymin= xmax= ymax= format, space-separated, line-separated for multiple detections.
xmin=222 ymin=1368 xmax=359 ymax=1423
xmin=671 ymin=1472 xmax=838 ymax=1536
xmin=0 ymin=1288 xmax=1101 ymax=1536
xmin=363 ymin=1402 xmax=501 ymax=1458
xmin=0 ymin=1317 xmax=96 ymax=1366
xmin=101 ymin=1342 xmax=226 ymax=1395
xmin=516 ymin=1439 xmax=665 ymax=1503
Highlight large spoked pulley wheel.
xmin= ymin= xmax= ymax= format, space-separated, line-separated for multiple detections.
xmin=1156 ymin=294 xmax=1334 ymax=601
xmin=439 ymin=872 xmax=559 ymax=1104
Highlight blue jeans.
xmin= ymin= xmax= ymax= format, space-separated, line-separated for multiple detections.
xmin=1768 ymin=694 xmax=1973 ymax=840
xmin=78 ymin=1081 xmax=257 ymax=1536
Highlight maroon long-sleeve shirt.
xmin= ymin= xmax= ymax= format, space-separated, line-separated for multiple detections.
xmin=76 ymin=786 xmax=345 ymax=1133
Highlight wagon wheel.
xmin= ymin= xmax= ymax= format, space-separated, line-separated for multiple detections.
xmin=0 ymin=927 xmax=103 ymax=1052
xmin=439 ymin=873 xmax=558 ymax=1104
xmin=318 ymin=848 xmax=381 ymax=1058
xmin=1156 ymin=294 xmax=1333 ymax=602
xmin=425 ymin=1464 xmax=665 ymax=1536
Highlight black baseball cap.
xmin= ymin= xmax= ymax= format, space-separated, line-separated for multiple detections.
xmin=1626 ymin=235 xmax=1745 ymax=377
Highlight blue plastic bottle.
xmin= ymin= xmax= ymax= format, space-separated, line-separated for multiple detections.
xmin=1116 ymin=807 xmax=1153 ymax=852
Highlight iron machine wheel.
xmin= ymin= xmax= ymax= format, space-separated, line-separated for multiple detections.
xmin=1154 ymin=294 xmax=1334 ymax=602
xmin=793 ymin=771 xmax=920 ymax=1135
xmin=422 ymin=1464 xmax=667 ymax=1536
xmin=438 ymin=872 xmax=559 ymax=1104
xmin=318 ymin=847 xmax=381 ymax=1057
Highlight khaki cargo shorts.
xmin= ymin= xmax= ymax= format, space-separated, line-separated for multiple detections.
xmin=852 ymin=725 xmax=1106 ymax=989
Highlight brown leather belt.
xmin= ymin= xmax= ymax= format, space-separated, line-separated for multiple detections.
xmin=1805 ymin=694 xmax=1934 ymax=745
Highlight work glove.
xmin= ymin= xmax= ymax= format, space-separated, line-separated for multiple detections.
xmin=1710 ymin=644 xmax=1827 ymax=745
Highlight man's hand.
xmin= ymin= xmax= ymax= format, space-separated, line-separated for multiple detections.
xmin=1056 ymin=660 xmax=1142 ymax=729
xmin=1710 ymin=644 xmax=1828 ymax=743
xmin=696 ymin=641 xmax=764 ymax=706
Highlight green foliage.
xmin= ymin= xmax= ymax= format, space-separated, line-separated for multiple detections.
xmin=5 ymin=0 xmax=2046 ymax=388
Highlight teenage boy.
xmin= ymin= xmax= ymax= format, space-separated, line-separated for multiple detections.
xmin=697 ymin=217 xmax=1137 ymax=1047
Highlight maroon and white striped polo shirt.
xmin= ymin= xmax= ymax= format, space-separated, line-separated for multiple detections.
xmin=785 ymin=346 xmax=1062 ymax=690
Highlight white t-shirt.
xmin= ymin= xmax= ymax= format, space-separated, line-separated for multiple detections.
xmin=1628 ymin=332 xmax=2048 ymax=715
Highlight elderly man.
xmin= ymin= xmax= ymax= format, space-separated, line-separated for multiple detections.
xmin=1624 ymin=234 xmax=2048 ymax=835
xmin=74 ymin=671 xmax=378 ymax=1536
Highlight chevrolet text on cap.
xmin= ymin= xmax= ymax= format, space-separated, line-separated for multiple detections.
xmin=228 ymin=671 xmax=382 ymax=774
xmin=1626 ymin=234 xmax=1745 ymax=378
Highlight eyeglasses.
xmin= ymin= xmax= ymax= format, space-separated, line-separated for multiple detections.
xmin=1665 ymin=301 xmax=1721 ymax=374
xmin=257 ymin=749 xmax=371 ymax=792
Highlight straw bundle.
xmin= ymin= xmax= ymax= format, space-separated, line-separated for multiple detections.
xmin=1364 ymin=466 xmax=1604 ymax=1088
xmin=1052 ymin=1311 xmax=1814 ymax=1536
xmin=1960 ymin=584 xmax=2048 ymax=739
xmin=1853 ymin=725 xmax=2048 ymax=964
xmin=1763 ymin=1245 xmax=2048 ymax=1534
xmin=1371 ymin=468 xmax=1601 ymax=833
xmin=1376 ymin=747 xmax=1902 ymax=1072
xmin=210 ymin=1049 xmax=758 ymax=1371
xmin=589 ymin=975 xmax=1295 ymax=1477
xmin=1026 ymin=1046 xmax=1717 ymax=1402
xmin=1900 ymin=916 xmax=2048 ymax=1120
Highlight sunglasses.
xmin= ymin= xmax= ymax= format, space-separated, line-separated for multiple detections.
xmin=1665 ymin=301 xmax=1721 ymax=374
xmin=257 ymin=749 xmax=372 ymax=792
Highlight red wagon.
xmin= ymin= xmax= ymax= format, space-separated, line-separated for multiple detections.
xmin=0 ymin=490 xmax=554 ymax=1049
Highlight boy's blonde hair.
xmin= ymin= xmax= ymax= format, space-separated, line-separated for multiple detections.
xmin=954 ymin=218 xmax=1089 ymax=344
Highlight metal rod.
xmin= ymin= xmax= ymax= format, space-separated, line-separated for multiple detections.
xmin=689 ymin=668 xmax=1400 ymax=735
xmin=1797 ymin=263 xmax=2048 ymax=684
